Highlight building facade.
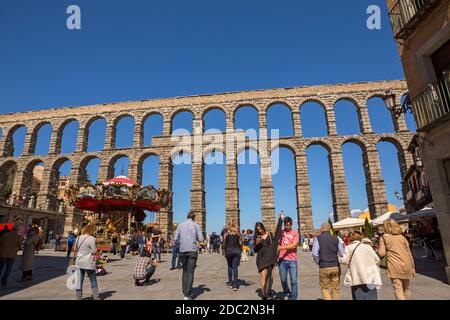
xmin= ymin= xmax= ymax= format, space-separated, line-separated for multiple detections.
xmin=387 ymin=0 xmax=450 ymax=281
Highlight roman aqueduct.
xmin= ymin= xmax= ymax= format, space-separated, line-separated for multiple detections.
xmin=0 ymin=79 xmax=415 ymax=237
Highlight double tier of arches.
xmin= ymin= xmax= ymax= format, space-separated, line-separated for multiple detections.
xmin=0 ymin=82 xmax=415 ymax=235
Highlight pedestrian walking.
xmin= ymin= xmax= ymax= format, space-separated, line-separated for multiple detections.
xmin=67 ymin=232 xmax=76 ymax=258
xmin=278 ymin=216 xmax=299 ymax=300
xmin=341 ymin=230 xmax=382 ymax=300
xmin=138 ymin=231 xmax=146 ymax=257
xmin=111 ymin=232 xmax=118 ymax=255
xmin=0 ymin=225 xmax=23 ymax=286
xmin=253 ymin=212 xmax=283 ymax=300
xmin=75 ymin=222 xmax=101 ymax=300
xmin=312 ymin=223 xmax=345 ymax=300
xmin=120 ymin=232 xmax=128 ymax=259
xmin=223 ymin=224 xmax=242 ymax=291
xmin=173 ymin=211 xmax=204 ymax=300
xmin=170 ymin=233 xmax=182 ymax=270
xmin=378 ymin=219 xmax=415 ymax=300
xmin=133 ymin=242 xmax=158 ymax=286
xmin=20 ymin=225 xmax=40 ymax=281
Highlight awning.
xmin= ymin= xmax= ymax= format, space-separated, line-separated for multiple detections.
xmin=332 ymin=217 xmax=366 ymax=230
xmin=392 ymin=207 xmax=436 ymax=223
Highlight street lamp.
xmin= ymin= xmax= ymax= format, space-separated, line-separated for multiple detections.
xmin=394 ymin=190 xmax=403 ymax=200
xmin=383 ymin=91 xmax=413 ymax=119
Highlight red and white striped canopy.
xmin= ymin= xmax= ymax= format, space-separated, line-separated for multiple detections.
xmin=103 ymin=176 xmax=138 ymax=187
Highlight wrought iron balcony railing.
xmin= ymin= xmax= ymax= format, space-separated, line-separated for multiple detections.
xmin=389 ymin=0 xmax=441 ymax=39
xmin=412 ymin=73 xmax=450 ymax=130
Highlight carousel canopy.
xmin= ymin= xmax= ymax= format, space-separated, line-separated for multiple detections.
xmin=66 ymin=175 xmax=172 ymax=217
xmin=103 ymin=176 xmax=138 ymax=187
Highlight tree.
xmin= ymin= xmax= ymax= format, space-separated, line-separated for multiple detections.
xmin=363 ymin=217 xmax=374 ymax=238
xmin=328 ymin=217 xmax=335 ymax=236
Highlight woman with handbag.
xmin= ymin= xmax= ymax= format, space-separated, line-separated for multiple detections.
xmin=74 ymin=222 xmax=100 ymax=300
xmin=340 ymin=230 xmax=382 ymax=300
xmin=253 ymin=212 xmax=283 ymax=300
xmin=378 ymin=219 xmax=415 ymax=300
xmin=222 ymin=224 xmax=243 ymax=291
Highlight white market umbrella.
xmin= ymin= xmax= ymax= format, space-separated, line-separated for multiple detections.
xmin=372 ymin=211 xmax=396 ymax=226
xmin=332 ymin=217 xmax=365 ymax=230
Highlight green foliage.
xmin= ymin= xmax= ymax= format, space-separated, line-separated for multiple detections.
xmin=363 ymin=217 xmax=374 ymax=238
xmin=328 ymin=217 xmax=335 ymax=236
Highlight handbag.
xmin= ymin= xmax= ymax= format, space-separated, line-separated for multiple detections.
xmin=344 ymin=243 xmax=361 ymax=286
xmin=379 ymin=235 xmax=388 ymax=269
xmin=68 ymin=236 xmax=87 ymax=266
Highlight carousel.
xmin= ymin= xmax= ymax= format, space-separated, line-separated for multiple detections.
xmin=66 ymin=176 xmax=172 ymax=248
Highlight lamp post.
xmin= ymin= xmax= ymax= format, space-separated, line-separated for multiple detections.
xmin=383 ymin=91 xmax=412 ymax=119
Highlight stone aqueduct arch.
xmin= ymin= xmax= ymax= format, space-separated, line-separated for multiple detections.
xmin=0 ymin=80 xmax=414 ymax=237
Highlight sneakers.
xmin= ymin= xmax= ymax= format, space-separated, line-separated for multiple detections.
xmin=284 ymin=295 xmax=290 ymax=300
xmin=233 ymin=286 xmax=238 ymax=291
xmin=183 ymin=295 xmax=192 ymax=300
xmin=226 ymin=282 xmax=233 ymax=289
xmin=170 ymin=267 xmax=176 ymax=270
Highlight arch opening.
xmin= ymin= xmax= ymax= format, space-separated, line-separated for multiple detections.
xmin=306 ymin=145 xmax=333 ymax=227
xmin=143 ymin=114 xmax=163 ymax=147
xmin=115 ymin=116 xmax=135 ymax=149
xmin=300 ymin=102 xmax=328 ymax=138
xmin=60 ymin=120 xmax=79 ymax=154
xmin=87 ymin=118 xmax=107 ymax=152
xmin=271 ymin=147 xmax=297 ymax=229
xmin=267 ymin=104 xmax=294 ymax=138
xmin=334 ymin=100 xmax=361 ymax=135
xmin=237 ymin=149 xmax=261 ymax=230
xmin=367 ymin=97 xmax=395 ymax=134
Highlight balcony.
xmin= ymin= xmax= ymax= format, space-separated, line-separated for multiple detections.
xmin=412 ymin=73 xmax=450 ymax=130
xmin=389 ymin=0 xmax=441 ymax=40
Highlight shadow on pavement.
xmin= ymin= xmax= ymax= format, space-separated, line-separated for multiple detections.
xmin=0 ymin=253 xmax=70 ymax=298
xmin=191 ymin=284 xmax=211 ymax=299
xmin=414 ymin=257 xmax=448 ymax=283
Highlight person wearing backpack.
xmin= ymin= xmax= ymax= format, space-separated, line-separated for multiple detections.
xmin=340 ymin=230 xmax=382 ymax=300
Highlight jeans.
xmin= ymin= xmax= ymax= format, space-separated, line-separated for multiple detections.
xmin=248 ymin=239 xmax=254 ymax=255
xmin=138 ymin=243 xmax=144 ymax=256
xmin=152 ymin=241 xmax=161 ymax=261
xmin=67 ymin=244 xmax=73 ymax=258
xmin=172 ymin=244 xmax=181 ymax=268
xmin=225 ymin=252 xmax=240 ymax=287
xmin=120 ymin=245 xmax=127 ymax=259
xmin=76 ymin=268 xmax=98 ymax=291
xmin=351 ymin=284 xmax=378 ymax=300
xmin=179 ymin=251 xmax=198 ymax=297
xmin=0 ymin=258 xmax=15 ymax=285
xmin=278 ymin=259 xmax=298 ymax=300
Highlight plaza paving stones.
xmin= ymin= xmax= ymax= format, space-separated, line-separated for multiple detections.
xmin=1 ymin=249 xmax=449 ymax=300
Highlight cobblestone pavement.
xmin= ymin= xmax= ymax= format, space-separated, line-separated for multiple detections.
xmin=0 ymin=249 xmax=449 ymax=300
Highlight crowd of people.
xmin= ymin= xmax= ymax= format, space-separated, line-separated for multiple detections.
xmin=0 ymin=211 xmax=430 ymax=301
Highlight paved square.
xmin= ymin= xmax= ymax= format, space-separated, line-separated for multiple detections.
xmin=0 ymin=249 xmax=449 ymax=300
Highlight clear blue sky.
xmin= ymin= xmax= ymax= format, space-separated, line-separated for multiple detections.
xmin=0 ymin=0 xmax=417 ymax=233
